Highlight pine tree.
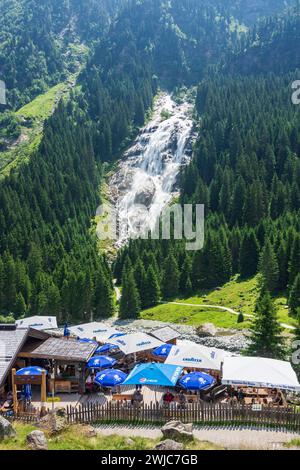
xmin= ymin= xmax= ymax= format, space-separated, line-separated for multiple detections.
xmin=239 ymin=230 xmax=260 ymax=278
xmin=134 ymin=258 xmax=147 ymax=295
xmin=292 ymin=307 xmax=300 ymax=378
xmin=247 ymin=286 xmax=286 ymax=359
xmin=143 ymin=266 xmax=160 ymax=309
xmin=14 ymin=292 xmax=27 ymax=317
xmin=259 ymin=239 xmax=279 ymax=292
xmin=289 ymin=234 xmax=300 ymax=288
xmin=184 ymin=275 xmax=193 ymax=297
xmin=179 ymin=256 xmax=192 ymax=294
xmin=95 ymin=268 xmax=115 ymax=319
xmin=119 ymin=268 xmax=141 ymax=319
xmin=162 ymin=253 xmax=180 ymax=299
xmin=289 ymin=274 xmax=300 ymax=316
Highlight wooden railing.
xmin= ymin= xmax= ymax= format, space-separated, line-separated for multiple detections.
xmin=0 ymin=408 xmax=41 ymax=423
xmin=66 ymin=402 xmax=300 ymax=431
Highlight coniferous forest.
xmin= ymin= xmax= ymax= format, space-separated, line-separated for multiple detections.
xmin=1 ymin=0 xmax=300 ymax=357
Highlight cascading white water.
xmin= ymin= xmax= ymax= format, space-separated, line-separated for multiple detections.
xmin=109 ymin=93 xmax=195 ymax=247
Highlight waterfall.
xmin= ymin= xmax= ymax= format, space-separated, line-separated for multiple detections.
xmin=109 ymin=93 xmax=195 ymax=247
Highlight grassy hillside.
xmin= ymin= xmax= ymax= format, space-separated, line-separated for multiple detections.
xmin=0 ymin=81 xmax=72 ymax=177
xmin=141 ymin=276 xmax=296 ymax=330
xmin=0 ymin=423 xmax=223 ymax=451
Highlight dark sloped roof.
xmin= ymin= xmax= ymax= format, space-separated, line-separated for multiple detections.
xmin=19 ymin=337 xmax=96 ymax=362
xmin=0 ymin=327 xmax=49 ymax=387
xmin=150 ymin=326 xmax=180 ymax=343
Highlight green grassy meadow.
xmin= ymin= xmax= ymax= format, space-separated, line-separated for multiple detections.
xmin=141 ymin=276 xmax=296 ymax=330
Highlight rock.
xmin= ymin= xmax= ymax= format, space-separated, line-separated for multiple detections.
xmin=134 ymin=179 xmax=156 ymax=207
xmin=26 ymin=430 xmax=48 ymax=450
xmin=0 ymin=416 xmax=16 ymax=440
xmin=38 ymin=410 xmax=68 ymax=435
xmin=82 ymin=426 xmax=97 ymax=438
xmin=125 ymin=438 xmax=135 ymax=446
xmin=196 ymin=323 xmax=217 ymax=338
xmin=155 ymin=439 xmax=184 ymax=451
xmin=161 ymin=421 xmax=194 ymax=442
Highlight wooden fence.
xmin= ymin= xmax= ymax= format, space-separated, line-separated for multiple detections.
xmin=2 ymin=403 xmax=300 ymax=430
xmin=0 ymin=408 xmax=41 ymax=423
xmin=66 ymin=402 xmax=300 ymax=431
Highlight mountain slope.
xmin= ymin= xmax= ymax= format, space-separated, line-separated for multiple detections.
xmin=0 ymin=0 xmax=299 ymax=325
xmin=228 ymin=6 xmax=300 ymax=74
xmin=0 ymin=0 xmax=126 ymax=108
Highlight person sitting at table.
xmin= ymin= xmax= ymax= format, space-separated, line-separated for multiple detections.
xmin=237 ymin=389 xmax=245 ymax=402
xmin=0 ymin=391 xmax=13 ymax=412
xmin=177 ymin=390 xmax=187 ymax=409
xmin=273 ymin=391 xmax=283 ymax=406
xmin=163 ymin=391 xmax=175 ymax=405
xmin=132 ymin=388 xmax=143 ymax=407
xmin=86 ymin=373 xmax=95 ymax=394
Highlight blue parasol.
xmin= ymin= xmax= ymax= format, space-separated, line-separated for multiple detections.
xmin=153 ymin=343 xmax=173 ymax=358
xmin=64 ymin=324 xmax=70 ymax=337
xmin=179 ymin=371 xmax=215 ymax=391
xmin=23 ymin=383 xmax=32 ymax=400
xmin=123 ymin=363 xmax=183 ymax=387
xmin=94 ymin=369 xmax=127 ymax=388
xmin=78 ymin=338 xmax=98 ymax=345
xmin=16 ymin=367 xmax=47 ymax=376
xmin=95 ymin=343 xmax=118 ymax=354
xmin=87 ymin=355 xmax=117 ymax=369
xmin=109 ymin=333 xmax=126 ymax=339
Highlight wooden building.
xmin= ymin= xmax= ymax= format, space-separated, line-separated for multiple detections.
xmin=0 ymin=324 xmax=49 ymax=396
xmin=18 ymin=336 xmax=97 ymax=394
xmin=0 ymin=324 xmax=96 ymax=399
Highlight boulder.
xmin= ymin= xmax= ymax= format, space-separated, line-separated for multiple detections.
xmin=161 ymin=421 xmax=194 ymax=442
xmin=0 ymin=416 xmax=16 ymax=440
xmin=196 ymin=323 xmax=217 ymax=338
xmin=82 ymin=426 xmax=97 ymax=438
xmin=125 ymin=438 xmax=135 ymax=446
xmin=134 ymin=179 xmax=156 ymax=207
xmin=38 ymin=410 xmax=68 ymax=435
xmin=26 ymin=430 xmax=48 ymax=450
xmin=155 ymin=440 xmax=184 ymax=451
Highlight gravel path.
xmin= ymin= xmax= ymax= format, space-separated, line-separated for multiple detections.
xmin=94 ymin=424 xmax=299 ymax=450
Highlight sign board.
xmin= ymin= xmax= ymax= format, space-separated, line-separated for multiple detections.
xmin=252 ymin=404 xmax=263 ymax=412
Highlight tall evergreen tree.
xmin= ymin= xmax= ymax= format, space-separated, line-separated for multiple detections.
xmin=143 ymin=266 xmax=160 ymax=309
xmin=119 ymin=268 xmax=141 ymax=319
xmin=259 ymin=239 xmax=279 ymax=292
xmin=162 ymin=253 xmax=180 ymax=299
xmin=289 ymin=274 xmax=300 ymax=317
xmin=289 ymin=234 xmax=300 ymax=288
xmin=239 ymin=231 xmax=260 ymax=278
xmin=247 ymin=286 xmax=286 ymax=359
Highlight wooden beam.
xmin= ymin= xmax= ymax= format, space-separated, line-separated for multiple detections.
xmin=41 ymin=370 xmax=47 ymax=404
xmin=11 ymin=369 xmax=18 ymax=414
